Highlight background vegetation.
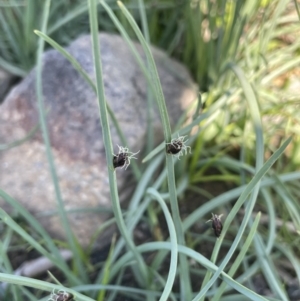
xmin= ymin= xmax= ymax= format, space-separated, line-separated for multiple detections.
xmin=0 ymin=0 xmax=300 ymax=301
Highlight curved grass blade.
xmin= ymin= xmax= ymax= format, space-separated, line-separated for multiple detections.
xmin=88 ymin=0 xmax=148 ymax=286
xmin=0 ymin=206 xmax=80 ymax=285
xmin=147 ymin=188 xmax=178 ymax=301
xmin=192 ymin=137 xmax=291 ymax=300
xmin=116 ymin=1 xmax=192 ymax=299
xmin=0 ymin=273 xmax=94 ymax=301
xmin=212 ymin=212 xmax=261 ymax=300
xmin=111 ymin=242 xmax=270 ymax=301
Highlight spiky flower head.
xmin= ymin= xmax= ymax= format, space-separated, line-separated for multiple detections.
xmin=113 ymin=145 xmax=139 ymax=170
xmin=166 ymin=135 xmax=191 ymax=159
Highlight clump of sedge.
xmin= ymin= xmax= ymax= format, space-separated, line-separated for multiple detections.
xmin=166 ymin=135 xmax=191 ymax=159
xmin=48 ymin=289 xmax=74 ymax=301
xmin=113 ymin=145 xmax=139 ymax=170
xmin=206 ymin=213 xmax=223 ymax=238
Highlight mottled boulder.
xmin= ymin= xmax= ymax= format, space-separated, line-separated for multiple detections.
xmin=0 ymin=33 xmax=197 ymax=247
xmin=0 ymin=68 xmax=18 ymax=104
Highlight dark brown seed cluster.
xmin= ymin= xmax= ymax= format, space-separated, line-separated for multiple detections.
xmin=55 ymin=292 xmax=74 ymax=301
xmin=113 ymin=152 xmax=128 ymax=169
xmin=49 ymin=290 xmax=74 ymax=301
xmin=166 ymin=135 xmax=191 ymax=158
xmin=206 ymin=213 xmax=223 ymax=238
xmin=166 ymin=140 xmax=183 ymax=155
xmin=112 ymin=145 xmax=139 ymax=170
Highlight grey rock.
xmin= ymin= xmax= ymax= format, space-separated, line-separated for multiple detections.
xmin=0 ymin=33 xmax=197 ymax=247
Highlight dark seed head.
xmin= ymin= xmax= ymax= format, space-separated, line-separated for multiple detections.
xmin=56 ymin=292 xmax=74 ymax=301
xmin=212 ymin=218 xmax=223 ymax=238
xmin=113 ymin=145 xmax=139 ymax=170
xmin=207 ymin=213 xmax=223 ymax=238
xmin=113 ymin=153 xmax=128 ymax=169
xmin=166 ymin=140 xmax=183 ymax=155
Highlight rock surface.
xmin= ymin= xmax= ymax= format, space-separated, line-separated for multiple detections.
xmin=0 ymin=68 xmax=19 ymax=104
xmin=0 ymin=33 xmax=197 ymax=247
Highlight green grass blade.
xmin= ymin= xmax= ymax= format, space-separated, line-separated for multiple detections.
xmin=0 ymin=229 xmax=21 ymax=300
xmin=47 ymin=2 xmax=88 ymax=35
xmin=147 ymin=188 xmax=178 ymax=301
xmin=116 ymin=1 xmax=171 ymax=140
xmin=253 ymin=233 xmax=289 ymax=300
xmin=0 ymin=189 xmax=80 ymax=284
xmin=273 ymin=176 xmax=300 ymax=233
xmin=23 ymin=0 xmax=35 ymax=64
xmin=116 ymin=1 xmax=192 ymax=299
xmin=260 ymin=0 xmax=290 ymax=53
xmin=34 ymin=30 xmax=94 ymax=89
xmin=99 ymin=0 xmax=155 ymax=92
xmin=196 ymin=61 xmax=264 ymax=301
xmin=97 ymin=235 xmax=116 ymax=301
xmin=0 ymin=7 xmax=21 ymax=61
xmin=67 ymin=283 xmax=162 ymax=299
xmin=92 ymin=156 xmax=164 ymax=291
xmin=88 ymin=0 xmax=148 ymax=287
xmin=276 ymin=243 xmax=300 ymax=283
xmin=212 ymin=212 xmax=261 ymax=300
xmin=112 ymin=242 xmax=270 ymax=301
xmin=192 ymin=137 xmax=291 ymax=300
xmin=231 ymin=64 xmax=288 ymax=299
xmin=35 ymin=0 xmax=88 ymax=282
xmin=294 ymin=0 xmax=300 ymax=20
xmin=137 ymin=0 xmax=155 ymax=155
xmin=261 ymin=189 xmax=276 ymax=253
xmin=0 ymin=207 xmax=80 ymax=285
xmin=0 ymin=273 xmax=94 ymax=301
xmin=184 ymin=171 xmax=300 ymax=232
xmin=0 ymin=56 xmax=27 ymax=76
xmin=261 ymin=57 xmax=300 ymax=86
